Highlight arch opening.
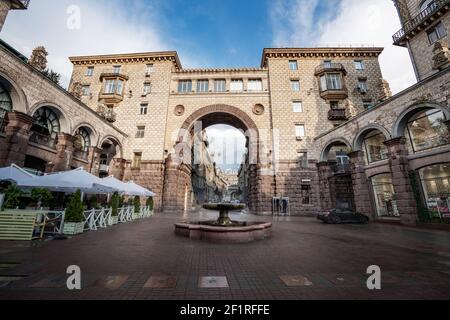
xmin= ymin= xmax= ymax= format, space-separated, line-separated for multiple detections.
xmin=354 ymin=127 xmax=390 ymax=165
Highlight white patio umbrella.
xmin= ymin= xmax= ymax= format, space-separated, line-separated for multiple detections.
xmin=125 ymin=181 xmax=155 ymax=197
xmin=0 ymin=164 xmax=36 ymax=184
xmin=101 ymin=176 xmax=130 ymax=195
xmin=18 ymin=168 xmax=117 ymax=194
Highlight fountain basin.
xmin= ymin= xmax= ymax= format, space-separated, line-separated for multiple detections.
xmin=175 ymin=221 xmax=272 ymax=243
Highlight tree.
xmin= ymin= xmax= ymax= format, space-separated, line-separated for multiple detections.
xmin=134 ymin=196 xmax=140 ymax=213
xmin=119 ymin=195 xmax=125 ymax=208
xmin=42 ymin=68 xmax=61 ymax=85
xmin=65 ymin=190 xmax=84 ymax=223
xmin=88 ymin=195 xmax=99 ymax=210
xmin=3 ymin=185 xmax=23 ymax=210
xmin=110 ymin=192 xmax=119 ymax=217
xmin=31 ymin=188 xmax=53 ymax=208
xmin=146 ymin=197 xmax=154 ymax=211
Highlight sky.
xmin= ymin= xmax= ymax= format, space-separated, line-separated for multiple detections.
xmin=1 ymin=0 xmax=417 ymax=171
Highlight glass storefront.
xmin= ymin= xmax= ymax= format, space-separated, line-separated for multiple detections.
xmin=363 ymin=131 xmax=388 ymax=164
xmin=419 ymin=163 xmax=450 ymax=219
xmin=405 ymin=110 xmax=450 ymax=154
xmin=371 ymin=174 xmax=399 ymax=218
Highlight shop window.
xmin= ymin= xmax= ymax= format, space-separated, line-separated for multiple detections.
xmin=371 ymin=174 xmax=399 ymax=218
xmin=362 ymin=131 xmax=388 ymax=164
xmin=405 ymin=109 xmax=450 ymax=154
xmin=419 ymin=163 xmax=450 ymax=219
xmin=301 ymin=185 xmax=311 ymax=205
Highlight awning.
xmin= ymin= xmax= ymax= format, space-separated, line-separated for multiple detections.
xmin=125 ymin=181 xmax=155 ymax=197
xmin=0 ymin=164 xmax=36 ymax=184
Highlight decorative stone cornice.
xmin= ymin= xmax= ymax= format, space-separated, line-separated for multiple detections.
xmin=383 ymin=136 xmax=407 ymax=148
xmin=261 ymin=47 xmax=384 ymax=67
xmin=177 ymin=67 xmax=268 ymax=74
xmin=69 ymin=51 xmax=182 ymax=71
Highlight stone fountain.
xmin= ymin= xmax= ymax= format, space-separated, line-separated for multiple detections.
xmin=174 ymin=203 xmax=272 ymax=243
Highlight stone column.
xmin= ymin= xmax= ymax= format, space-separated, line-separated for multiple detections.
xmin=110 ymin=158 xmax=127 ymax=180
xmin=348 ymin=151 xmax=373 ymax=218
xmin=87 ymin=146 xmax=103 ymax=176
xmin=384 ymin=137 xmax=418 ymax=226
xmin=317 ymin=161 xmax=333 ymax=211
xmin=162 ymin=155 xmax=191 ymax=213
xmin=0 ymin=111 xmax=34 ymax=167
xmin=53 ymin=133 xmax=76 ymax=172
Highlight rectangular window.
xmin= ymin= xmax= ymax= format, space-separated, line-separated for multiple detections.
xmin=320 ymin=74 xmax=342 ymax=91
xmin=104 ymin=79 xmax=115 ymax=94
xmin=358 ymin=79 xmax=368 ymax=93
xmin=295 ymin=124 xmax=305 ymax=139
xmin=116 ymin=79 xmax=124 ymax=95
xmin=292 ymin=101 xmax=303 ymax=113
xmin=143 ymin=83 xmax=151 ymax=95
xmin=248 ymin=79 xmax=262 ymax=91
xmin=363 ymin=102 xmax=374 ymax=110
xmin=301 ymin=184 xmax=311 ymax=205
xmin=289 ymin=60 xmax=298 ymax=71
xmin=197 ymin=80 xmax=209 ymax=92
xmin=146 ymin=64 xmax=154 ymax=75
xmin=330 ymin=101 xmax=339 ymax=109
xmin=86 ymin=67 xmax=94 ymax=76
xmin=427 ymin=22 xmax=447 ymax=44
xmin=354 ymin=60 xmax=365 ymax=70
xmin=291 ymin=80 xmax=300 ymax=92
xmin=136 ymin=126 xmax=145 ymax=139
xmin=298 ymin=152 xmax=308 ymax=168
xmin=214 ymin=79 xmax=226 ymax=92
xmin=230 ymin=79 xmax=243 ymax=92
xmin=82 ymin=85 xmax=90 ymax=96
xmin=113 ymin=65 xmax=121 ymax=74
xmin=323 ymin=60 xmax=332 ymax=68
xmin=140 ymin=103 xmax=148 ymax=115
xmin=178 ymin=80 xmax=192 ymax=93
xmin=133 ymin=152 xmax=142 ymax=168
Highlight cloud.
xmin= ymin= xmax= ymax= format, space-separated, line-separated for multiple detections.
xmin=1 ymin=0 xmax=168 ymax=88
xmin=270 ymin=0 xmax=416 ymax=94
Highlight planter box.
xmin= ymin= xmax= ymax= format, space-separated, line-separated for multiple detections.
xmin=132 ymin=212 xmax=141 ymax=220
xmin=63 ymin=222 xmax=84 ymax=235
xmin=109 ymin=216 xmax=119 ymax=225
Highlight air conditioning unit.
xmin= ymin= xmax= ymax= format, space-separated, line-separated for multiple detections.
xmin=357 ymin=86 xmax=368 ymax=94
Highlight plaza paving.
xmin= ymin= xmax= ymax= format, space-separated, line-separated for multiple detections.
xmin=0 ymin=210 xmax=449 ymax=300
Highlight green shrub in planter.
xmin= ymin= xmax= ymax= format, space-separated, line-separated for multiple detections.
xmin=110 ymin=192 xmax=119 ymax=217
xmin=31 ymin=188 xmax=53 ymax=209
xmin=134 ymin=196 xmax=140 ymax=213
xmin=88 ymin=195 xmax=100 ymax=210
xmin=4 ymin=185 xmax=23 ymax=209
xmin=146 ymin=197 xmax=154 ymax=211
xmin=65 ymin=190 xmax=84 ymax=223
xmin=119 ymin=195 xmax=125 ymax=208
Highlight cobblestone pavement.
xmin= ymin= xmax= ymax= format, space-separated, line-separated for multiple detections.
xmin=0 ymin=210 xmax=449 ymax=300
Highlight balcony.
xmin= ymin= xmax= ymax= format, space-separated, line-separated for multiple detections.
xmin=328 ymin=108 xmax=348 ymax=121
xmin=97 ymin=105 xmax=117 ymax=123
xmin=99 ymin=72 xmax=129 ymax=82
xmin=320 ymin=86 xmax=348 ymax=100
xmin=99 ymin=164 xmax=109 ymax=173
xmin=11 ymin=0 xmax=30 ymax=9
xmin=393 ymin=0 xmax=450 ymax=46
xmin=314 ymin=63 xmax=347 ymax=77
xmin=29 ymin=132 xmax=57 ymax=149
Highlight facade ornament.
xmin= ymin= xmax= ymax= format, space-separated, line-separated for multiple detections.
xmin=379 ymin=79 xmax=392 ymax=101
xmin=174 ymin=105 xmax=185 ymax=116
xmin=70 ymin=82 xmax=83 ymax=99
xmin=29 ymin=46 xmax=48 ymax=72
xmin=252 ymin=104 xmax=265 ymax=116
xmin=432 ymin=41 xmax=450 ymax=71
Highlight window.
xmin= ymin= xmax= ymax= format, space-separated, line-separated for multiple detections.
xmin=178 ymin=80 xmax=192 ymax=93
xmin=323 ymin=60 xmax=332 ymax=68
xmin=419 ymin=164 xmax=450 ymax=219
xmin=103 ymin=79 xmax=124 ymax=95
xmin=298 ymin=152 xmax=308 ymax=168
xmin=146 ymin=64 xmax=154 ymax=75
xmin=116 ymin=79 xmax=124 ymax=95
xmin=330 ymin=101 xmax=339 ymax=109
xmin=358 ymin=79 xmax=368 ymax=93
xmin=291 ymin=80 xmax=300 ymax=92
xmin=362 ymin=131 xmax=388 ymax=164
xmin=293 ymin=101 xmax=303 ymax=113
xmin=320 ymin=74 xmax=342 ymax=91
xmin=113 ymin=65 xmax=121 ymax=74
xmin=420 ymin=0 xmax=438 ymax=12
xmin=197 ymin=80 xmax=209 ymax=92
xmin=143 ymin=83 xmax=151 ymax=95
xmin=86 ymin=67 xmax=94 ymax=76
xmin=363 ymin=101 xmax=374 ymax=110
xmin=230 ymin=79 xmax=243 ymax=92
xmin=248 ymin=79 xmax=262 ymax=91
xmin=0 ymin=83 xmax=12 ymax=133
xmin=354 ymin=60 xmax=365 ymax=70
xmin=427 ymin=22 xmax=447 ymax=44
xmin=133 ymin=152 xmax=142 ymax=168
xmin=295 ymin=124 xmax=305 ymax=139
xmin=82 ymin=85 xmax=90 ymax=96
xmin=301 ymin=184 xmax=311 ymax=205
xmin=214 ymin=79 xmax=226 ymax=92
xmin=104 ymin=79 xmax=116 ymax=94
xmin=136 ymin=126 xmax=145 ymax=139
xmin=140 ymin=103 xmax=148 ymax=115
xmin=406 ymin=110 xmax=450 ymax=153
xmin=289 ymin=60 xmax=298 ymax=71
xmin=371 ymin=174 xmax=399 ymax=218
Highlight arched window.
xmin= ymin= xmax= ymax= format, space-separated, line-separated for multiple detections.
xmin=420 ymin=0 xmax=436 ymax=12
xmin=30 ymin=107 xmax=61 ymax=148
xmin=405 ymin=109 xmax=449 ymax=153
xmin=362 ymin=130 xmax=388 ymax=164
xmin=74 ymin=127 xmax=91 ymax=152
xmin=0 ymin=83 xmax=12 ymax=132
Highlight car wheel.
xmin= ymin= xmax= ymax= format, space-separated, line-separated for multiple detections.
xmin=332 ymin=216 xmax=341 ymax=224
xmin=362 ymin=216 xmax=369 ymax=224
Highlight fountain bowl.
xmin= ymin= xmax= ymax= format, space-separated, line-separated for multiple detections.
xmin=174 ymin=203 xmax=272 ymax=243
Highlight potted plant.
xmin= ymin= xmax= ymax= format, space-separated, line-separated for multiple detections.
xmin=109 ymin=192 xmax=119 ymax=225
xmin=146 ymin=197 xmax=154 ymax=217
xmin=3 ymin=185 xmax=23 ymax=210
xmin=63 ymin=190 xmax=85 ymax=235
xmin=133 ymin=196 xmax=141 ymax=220
xmin=31 ymin=188 xmax=53 ymax=210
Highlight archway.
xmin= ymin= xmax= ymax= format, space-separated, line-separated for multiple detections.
xmin=163 ymin=104 xmax=266 ymax=214
xmin=354 ymin=125 xmax=391 ymax=165
xmin=98 ymin=136 xmax=122 ymax=178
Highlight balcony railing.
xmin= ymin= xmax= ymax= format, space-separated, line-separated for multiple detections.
xmin=29 ymin=132 xmax=57 ymax=149
xmin=328 ymin=108 xmax=348 ymax=121
xmin=11 ymin=0 xmax=30 ymax=9
xmin=314 ymin=63 xmax=347 ymax=76
xmin=393 ymin=0 xmax=450 ymax=44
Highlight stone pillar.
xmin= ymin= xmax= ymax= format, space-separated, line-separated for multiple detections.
xmin=53 ymin=133 xmax=76 ymax=172
xmin=162 ymin=155 xmax=191 ymax=213
xmin=87 ymin=146 xmax=103 ymax=176
xmin=110 ymin=158 xmax=127 ymax=180
xmin=317 ymin=161 xmax=333 ymax=211
xmin=0 ymin=111 xmax=34 ymax=167
xmin=348 ymin=151 xmax=373 ymax=218
xmin=384 ymin=137 xmax=418 ymax=226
